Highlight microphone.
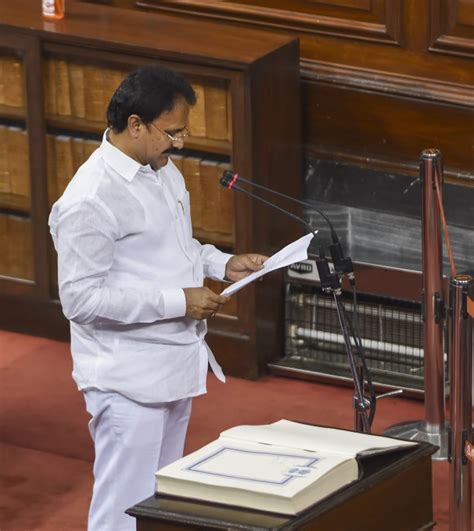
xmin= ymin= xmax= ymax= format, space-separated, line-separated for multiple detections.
xmin=221 ymin=170 xmax=354 ymax=282
xmin=219 ymin=172 xmax=316 ymax=235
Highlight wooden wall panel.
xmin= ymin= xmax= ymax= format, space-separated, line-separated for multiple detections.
xmin=136 ymin=0 xmax=402 ymax=43
xmin=430 ymin=0 xmax=474 ymax=57
xmin=302 ymin=80 xmax=474 ymax=182
xmin=129 ymin=0 xmax=474 ymax=183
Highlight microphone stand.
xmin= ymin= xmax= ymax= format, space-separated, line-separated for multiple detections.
xmin=315 ymin=251 xmax=372 ymax=433
xmin=220 ymin=172 xmax=376 ymax=433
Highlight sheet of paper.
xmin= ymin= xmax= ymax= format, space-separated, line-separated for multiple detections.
xmin=221 ymin=232 xmax=316 ymax=297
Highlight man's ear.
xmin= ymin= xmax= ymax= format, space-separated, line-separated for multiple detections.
xmin=128 ymin=115 xmax=142 ymax=138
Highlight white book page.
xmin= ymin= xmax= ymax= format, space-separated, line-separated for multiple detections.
xmin=157 ymin=439 xmax=353 ymax=497
xmin=221 ymin=420 xmax=416 ymax=458
xmin=221 ymin=232 xmax=316 ymax=297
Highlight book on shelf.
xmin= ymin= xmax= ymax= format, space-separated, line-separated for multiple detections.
xmin=189 ymin=83 xmax=206 ymax=138
xmin=156 ymin=419 xmax=416 ymax=516
xmin=45 ymin=58 xmax=57 ymax=115
xmin=56 ymin=59 xmax=72 ymax=116
xmin=71 ymin=137 xmax=86 ymax=173
xmin=104 ymin=68 xmax=127 ymax=107
xmin=0 ymin=126 xmax=9 ymax=194
xmin=204 ymin=81 xmax=229 ymax=140
xmin=54 ymin=135 xmax=74 ymax=198
xmin=2 ymin=56 xmax=24 ymax=108
xmin=83 ymin=65 xmax=106 ymax=121
xmin=68 ymin=62 xmax=86 ymax=119
xmin=7 ymin=127 xmax=30 ymax=205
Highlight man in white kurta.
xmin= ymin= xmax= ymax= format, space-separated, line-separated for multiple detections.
xmin=49 ymin=65 xmax=266 ymax=531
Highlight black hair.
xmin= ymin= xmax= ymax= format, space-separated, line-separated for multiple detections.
xmin=106 ymin=65 xmax=196 ymax=133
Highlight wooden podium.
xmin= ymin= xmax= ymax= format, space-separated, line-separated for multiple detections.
xmin=127 ymin=442 xmax=436 ymax=531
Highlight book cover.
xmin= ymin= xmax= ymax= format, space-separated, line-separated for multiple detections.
xmin=7 ymin=127 xmax=30 ymax=208
xmin=55 ymin=59 xmax=72 ymax=116
xmin=0 ymin=126 xmax=9 ymax=194
xmin=71 ymin=137 xmax=85 ymax=173
xmin=156 ymin=420 xmax=416 ymax=515
xmin=54 ymin=135 xmax=74 ymax=197
xmin=83 ymin=66 xmax=106 ymax=123
xmin=204 ymin=82 xmax=228 ymax=140
xmin=68 ymin=62 xmax=86 ymax=119
xmin=3 ymin=56 xmax=24 ymax=108
xmin=45 ymin=58 xmax=57 ymax=116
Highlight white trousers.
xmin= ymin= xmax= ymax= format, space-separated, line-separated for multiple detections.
xmin=84 ymin=390 xmax=192 ymax=531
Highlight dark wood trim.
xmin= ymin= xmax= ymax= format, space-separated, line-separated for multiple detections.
xmin=24 ymin=35 xmax=50 ymax=298
xmin=429 ymin=0 xmax=474 ymax=58
xmin=301 ymin=59 xmax=474 ymax=108
xmin=135 ymin=0 xmax=403 ymax=45
xmin=305 ymin=146 xmax=474 ymax=186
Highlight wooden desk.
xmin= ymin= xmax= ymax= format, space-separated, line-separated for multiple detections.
xmin=127 ymin=442 xmax=437 ymax=531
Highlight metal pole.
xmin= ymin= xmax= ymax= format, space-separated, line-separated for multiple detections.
xmin=449 ymin=274 xmax=473 ymax=531
xmin=421 ymin=149 xmax=445 ymax=429
xmin=384 ymin=149 xmax=448 ymax=459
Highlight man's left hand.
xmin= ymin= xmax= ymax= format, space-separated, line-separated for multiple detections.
xmin=225 ymin=254 xmax=268 ymax=282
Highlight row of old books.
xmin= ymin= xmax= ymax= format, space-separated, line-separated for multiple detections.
xmin=43 ymin=58 xmax=230 ymax=140
xmin=171 ymin=155 xmax=234 ymax=241
xmin=43 ymin=59 xmax=125 ymax=121
xmin=0 ymin=125 xmax=30 ymax=210
xmin=0 ymin=214 xmax=33 ymax=281
xmin=0 ymin=56 xmax=24 ymax=108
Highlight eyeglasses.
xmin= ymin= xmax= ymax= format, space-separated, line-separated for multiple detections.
xmin=150 ymin=122 xmax=190 ymax=144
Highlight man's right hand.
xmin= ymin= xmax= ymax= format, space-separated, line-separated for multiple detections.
xmin=183 ymin=287 xmax=228 ymax=320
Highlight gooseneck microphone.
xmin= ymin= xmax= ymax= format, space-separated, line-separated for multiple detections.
xmin=219 ymin=172 xmax=317 ymax=236
xmin=221 ymin=170 xmax=354 ymax=281
xmin=220 ymin=169 xmax=376 ymax=432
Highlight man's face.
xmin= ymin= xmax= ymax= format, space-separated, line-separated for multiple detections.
xmin=139 ymin=96 xmax=190 ymax=170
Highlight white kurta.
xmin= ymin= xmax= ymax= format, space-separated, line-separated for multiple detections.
xmin=49 ymin=131 xmax=232 ymax=403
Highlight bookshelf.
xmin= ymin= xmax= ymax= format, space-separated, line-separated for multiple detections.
xmin=0 ymin=0 xmax=301 ymax=378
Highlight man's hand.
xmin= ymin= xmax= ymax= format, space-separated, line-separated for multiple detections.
xmin=183 ymin=287 xmax=228 ymax=320
xmin=225 ymin=254 xmax=268 ymax=282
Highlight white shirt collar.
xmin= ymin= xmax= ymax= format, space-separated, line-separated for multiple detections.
xmin=100 ymin=129 xmax=154 ymax=182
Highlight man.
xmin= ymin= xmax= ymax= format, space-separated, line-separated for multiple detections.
xmin=49 ymin=65 xmax=267 ymax=531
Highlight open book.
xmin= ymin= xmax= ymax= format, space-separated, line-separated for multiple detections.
xmin=156 ymin=419 xmax=416 ymax=515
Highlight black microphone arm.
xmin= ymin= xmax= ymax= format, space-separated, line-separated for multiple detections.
xmin=222 ymin=170 xmax=337 ymax=240
xmin=221 ymin=170 xmax=353 ymax=279
xmin=219 ymin=175 xmax=317 ymax=235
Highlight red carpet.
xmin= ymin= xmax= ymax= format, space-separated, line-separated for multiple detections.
xmin=0 ymin=330 xmax=471 ymax=530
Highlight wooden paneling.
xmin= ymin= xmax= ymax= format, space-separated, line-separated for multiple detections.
xmin=430 ymin=0 xmax=474 ymax=57
xmin=136 ymin=0 xmax=403 ymax=44
xmin=132 ymin=0 xmax=474 ymax=184
xmin=302 ymin=80 xmax=474 ymax=182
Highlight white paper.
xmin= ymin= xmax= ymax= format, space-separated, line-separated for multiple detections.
xmin=221 ymin=232 xmax=316 ymax=297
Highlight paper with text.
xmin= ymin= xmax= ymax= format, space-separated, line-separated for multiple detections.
xmin=221 ymin=232 xmax=316 ymax=297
